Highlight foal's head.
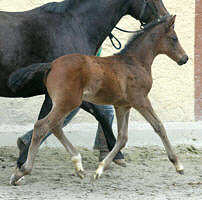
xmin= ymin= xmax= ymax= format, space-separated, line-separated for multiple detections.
xmin=155 ymin=15 xmax=188 ymax=65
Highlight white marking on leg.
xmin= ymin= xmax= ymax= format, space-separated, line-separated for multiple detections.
xmin=94 ymin=161 xmax=105 ymax=179
xmin=71 ymin=154 xmax=84 ymax=172
xmin=176 ymin=162 xmax=184 ymax=172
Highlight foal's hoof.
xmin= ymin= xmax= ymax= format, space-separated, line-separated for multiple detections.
xmin=10 ymin=165 xmax=31 ymax=186
xmin=175 ymin=163 xmax=184 ymax=175
xmin=10 ymin=174 xmax=18 ymax=186
xmin=94 ymin=162 xmax=105 ymax=180
xmin=76 ymin=170 xmax=85 ymax=179
xmin=94 ymin=172 xmax=101 ymax=180
xmin=177 ymin=169 xmax=184 ymax=175
xmin=10 ymin=174 xmax=24 ymax=186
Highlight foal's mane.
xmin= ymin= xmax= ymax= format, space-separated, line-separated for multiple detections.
xmin=40 ymin=0 xmax=83 ymax=13
xmin=117 ymin=15 xmax=169 ymax=55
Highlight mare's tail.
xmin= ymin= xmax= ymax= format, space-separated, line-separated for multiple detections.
xmin=8 ymin=63 xmax=51 ymax=95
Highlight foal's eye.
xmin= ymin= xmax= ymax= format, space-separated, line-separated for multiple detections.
xmin=170 ymin=36 xmax=178 ymax=42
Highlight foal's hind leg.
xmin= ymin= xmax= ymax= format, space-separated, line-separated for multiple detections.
xmin=52 ymin=121 xmax=84 ymax=179
xmin=134 ymin=97 xmax=184 ymax=174
xmin=10 ymin=106 xmax=68 ymax=185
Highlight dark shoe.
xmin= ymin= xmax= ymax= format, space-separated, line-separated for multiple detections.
xmin=113 ymin=159 xmax=127 ymax=167
xmin=99 ymin=151 xmax=126 ymax=167
xmin=17 ymin=137 xmax=27 ymax=155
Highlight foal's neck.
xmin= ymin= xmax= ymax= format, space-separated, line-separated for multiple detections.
xmin=120 ymin=30 xmax=160 ymax=73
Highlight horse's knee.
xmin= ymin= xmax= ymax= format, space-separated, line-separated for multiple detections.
xmin=33 ymin=120 xmax=48 ymax=142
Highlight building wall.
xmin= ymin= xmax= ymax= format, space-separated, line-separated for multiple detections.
xmin=195 ymin=0 xmax=202 ymax=121
xmin=0 ymin=0 xmax=196 ymax=123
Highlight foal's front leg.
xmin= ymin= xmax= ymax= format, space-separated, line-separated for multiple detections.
xmin=94 ymin=106 xmax=130 ymax=179
xmin=135 ymin=97 xmax=184 ymax=174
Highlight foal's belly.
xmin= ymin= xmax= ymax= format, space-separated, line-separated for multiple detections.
xmin=82 ymin=86 xmax=129 ymax=106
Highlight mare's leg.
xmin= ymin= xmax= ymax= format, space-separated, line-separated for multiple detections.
xmin=135 ymin=97 xmax=184 ymax=174
xmin=94 ymin=106 xmax=130 ymax=179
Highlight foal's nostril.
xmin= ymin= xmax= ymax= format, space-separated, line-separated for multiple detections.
xmin=183 ymin=55 xmax=189 ymax=63
xmin=178 ymin=55 xmax=189 ymax=65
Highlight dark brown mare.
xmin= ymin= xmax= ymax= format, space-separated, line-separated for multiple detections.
xmin=10 ymin=15 xmax=188 ymax=185
xmin=5 ymin=0 xmax=169 ymax=167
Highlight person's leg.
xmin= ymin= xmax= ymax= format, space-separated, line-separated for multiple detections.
xmin=94 ymin=105 xmax=114 ymax=151
xmin=93 ymin=105 xmax=126 ymax=166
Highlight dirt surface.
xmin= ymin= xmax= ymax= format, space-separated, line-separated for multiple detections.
xmin=0 ymin=145 xmax=201 ymax=200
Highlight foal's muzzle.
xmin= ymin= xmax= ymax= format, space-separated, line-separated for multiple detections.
xmin=178 ymin=55 xmax=189 ymax=66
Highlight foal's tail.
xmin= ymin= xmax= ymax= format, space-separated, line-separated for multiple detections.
xmin=8 ymin=63 xmax=51 ymax=94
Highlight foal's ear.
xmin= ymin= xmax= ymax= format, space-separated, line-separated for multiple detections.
xmin=165 ymin=15 xmax=176 ymax=32
xmin=168 ymin=15 xmax=176 ymax=27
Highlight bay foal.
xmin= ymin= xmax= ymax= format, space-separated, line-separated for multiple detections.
xmin=11 ymin=15 xmax=188 ymax=184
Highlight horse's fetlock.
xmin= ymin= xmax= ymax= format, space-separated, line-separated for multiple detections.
xmin=168 ymin=155 xmax=178 ymax=164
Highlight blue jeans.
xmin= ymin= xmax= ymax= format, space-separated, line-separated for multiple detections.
xmin=93 ymin=105 xmax=114 ymax=150
xmin=19 ymin=105 xmax=114 ymax=151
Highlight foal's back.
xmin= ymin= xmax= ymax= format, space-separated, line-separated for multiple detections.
xmin=46 ymin=53 xmax=149 ymax=107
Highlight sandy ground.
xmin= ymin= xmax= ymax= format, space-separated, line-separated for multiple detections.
xmin=0 ymin=146 xmax=201 ymax=200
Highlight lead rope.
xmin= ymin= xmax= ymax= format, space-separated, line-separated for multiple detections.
xmin=109 ymin=0 xmax=160 ymax=50
xmin=108 ymin=33 xmax=122 ymax=50
xmin=109 ymin=25 xmax=141 ymax=50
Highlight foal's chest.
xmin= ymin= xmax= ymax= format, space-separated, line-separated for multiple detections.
xmin=126 ymin=65 xmax=153 ymax=94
